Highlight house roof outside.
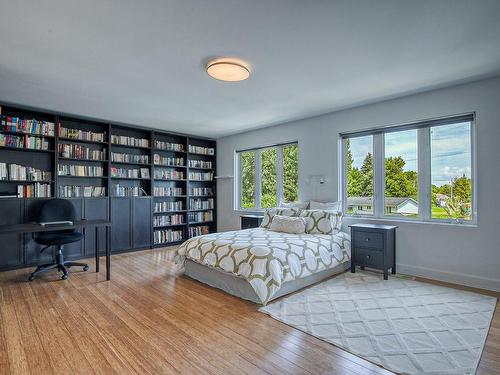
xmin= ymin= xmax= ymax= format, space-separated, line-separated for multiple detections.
xmin=347 ymin=197 xmax=418 ymax=208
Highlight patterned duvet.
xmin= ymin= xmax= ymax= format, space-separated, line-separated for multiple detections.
xmin=176 ymin=228 xmax=351 ymax=304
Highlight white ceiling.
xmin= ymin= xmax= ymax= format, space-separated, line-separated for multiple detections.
xmin=0 ymin=0 xmax=499 ymax=138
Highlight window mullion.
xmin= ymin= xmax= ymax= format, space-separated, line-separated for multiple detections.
xmin=373 ymin=133 xmax=385 ymax=217
xmin=276 ymin=146 xmax=284 ymax=205
xmin=418 ymin=128 xmax=431 ymax=221
xmin=255 ymin=150 xmax=262 ymax=209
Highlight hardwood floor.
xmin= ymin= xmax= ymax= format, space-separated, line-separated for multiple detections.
xmin=0 ymin=248 xmax=498 ymax=375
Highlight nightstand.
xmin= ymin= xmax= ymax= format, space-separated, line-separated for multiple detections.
xmin=241 ymin=215 xmax=263 ymax=229
xmin=349 ymin=223 xmax=397 ymax=280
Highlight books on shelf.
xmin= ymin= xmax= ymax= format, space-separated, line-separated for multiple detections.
xmin=154 ymin=186 xmax=184 ymax=197
xmin=59 ymin=185 xmax=106 ymax=198
xmin=111 ymin=152 xmax=149 ymax=164
xmin=154 ymin=229 xmax=183 ymax=244
xmin=154 ymin=140 xmax=184 ymax=152
xmin=154 ymin=214 xmax=184 ymax=227
xmin=190 ymin=198 xmax=214 ymax=210
xmin=189 ymin=211 xmax=213 ymax=223
xmin=17 ymin=183 xmax=51 ymax=198
xmin=189 ymin=226 xmax=209 ymax=238
xmin=153 ymin=154 xmax=184 ymax=167
xmin=188 ymin=171 xmax=214 ymax=181
xmin=190 ymin=187 xmax=213 ymax=196
xmin=59 ymin=125 xmax=106 ymax=142
xmin=189 ymin=159 xmax=212 ymax=168
xmin=154 ymin=169 xmax=184 ymax=180
xmin=111 ymin=184 xmax=148 ymax=197
xmin=0 ymin=163 xmax=51 ymax=181
xmin=1 ymin=117 xmax=55 ymax=136
xmin=0 ymin=134 xmax=50 ymax=151
xmin=58 ymin=165 xmax=104 ymax=177
xmin=188 ymin=145 xmax=214 ymax=155
xmin=58 ymin=143 xmax=106 ymax=160
xmin=111 ymin=135 xmax=149 ymax=148
xmin=154 ymin=201 xmax=183 ymax=213
xmin=111 ymin=167 xmax=150 ymax=179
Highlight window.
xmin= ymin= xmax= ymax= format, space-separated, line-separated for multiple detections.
xmin=237 ymin=143 xmax=299 ymax=210
xmin=341 ymin=114 xmax=475 ymax=223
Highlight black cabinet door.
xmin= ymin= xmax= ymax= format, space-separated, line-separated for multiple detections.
xmin=84 ymin=197 xmax=109 ymax=256
xmin=25 ymin=198 xmax=53 ymax=265
xmin=111 ymin=197 xmax=132 ymax=252
xmin=132 ymin=197 xmax=151 ymax=249
xmin=0 ymin=199 xmax=24 ymax=269
xmin=61 ymin=199 xmax=84 ymax=259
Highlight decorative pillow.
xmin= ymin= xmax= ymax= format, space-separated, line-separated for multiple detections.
xmin=260 ymin=207 xmax=302 ymax=229
xmin=279 ymin=201 xmax=309 ymax=209
xmin=269 ymin=215 xmax=308 ymax=234
xmin=309 ymin=200 xmax=341 ymax=212
xmin=299 ymin=209 xmax=343 ymax=234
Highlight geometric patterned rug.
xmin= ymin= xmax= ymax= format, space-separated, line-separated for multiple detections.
xmin=259 ymin=271 xmax=497 ymax=375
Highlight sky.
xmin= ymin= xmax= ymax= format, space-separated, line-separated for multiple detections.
xmin=349 ymin=122 xmax=471 ymax=187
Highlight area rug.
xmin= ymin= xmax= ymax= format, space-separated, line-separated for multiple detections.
xmin=259 ymin=271 xmax=496 ymax=375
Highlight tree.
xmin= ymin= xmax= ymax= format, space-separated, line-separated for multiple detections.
xmin=451 ymin=175 xmax=471 ymax=203
xmin=240 ymin=152 xmax=255 ymax=208
xmin=359 ymin=152 xmax=373 ymax=196
xmin=283 ymin=144 xmax=299 ymax=202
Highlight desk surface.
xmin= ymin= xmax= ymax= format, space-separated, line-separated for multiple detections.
xmin=0 ymin=219 xmax=111 ymax=234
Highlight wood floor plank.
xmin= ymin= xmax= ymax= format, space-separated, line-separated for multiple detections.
xmin=0 ymin=247 xmax=498 ymax=375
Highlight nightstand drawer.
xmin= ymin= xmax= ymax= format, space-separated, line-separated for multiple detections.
xmin=354 ymin=248 xmax=383 ymax=268
xmin=353 ymin=230 xmax=384 ymax=250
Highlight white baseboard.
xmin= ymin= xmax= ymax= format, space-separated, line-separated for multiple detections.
xmin=397 ymin=263 xmax=500 ymax=292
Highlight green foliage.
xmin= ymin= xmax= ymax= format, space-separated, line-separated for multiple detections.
xmin=384 ymin=156 xmax=418 ymax=199
xmin=240 ymin=151 xmax=255 ymax=208
xmin=260 ymin=148 xmax=277 ymax=208
xmin=283 ymin=144 xmax=299 ymax=202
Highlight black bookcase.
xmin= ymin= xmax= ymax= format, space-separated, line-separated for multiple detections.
xmin=0 ymin=103 xmax=216 ymax=271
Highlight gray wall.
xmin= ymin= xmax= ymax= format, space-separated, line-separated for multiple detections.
xmin=216 ymin=77 xmax=500 ymax=292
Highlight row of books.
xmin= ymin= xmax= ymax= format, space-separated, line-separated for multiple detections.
xmin=1 ymin=117 xmax=55 ymax=136
xmin=154 ymin=229 xmax=183 ymax=244
xmin=0 ymin=134 xmax=50 ymax=151
xmin=189 ymin=226 xmax=209 ymax=238
xmin=59 ymin=126 xmax=106 ymax=143
xmin=188 ymin=160 xmax=212 ymax=169
xmin=110 ymin=167 xmax=150 ymax=179
xmin=59 ymin=186 xmax=106 ymax=197
xmin=154 ymin=169 xmax=184 ymax=180
xmin=188 ymin=145 xmax=214 ymax=155
xmin=188 ymin=171 xmax=214 ymax=181
xmin=154 ymin=214 xmax=184 ymax=227
xmin=111 ymin=152 xmax=149 ymax=164
xmin=154 ymin=201 xmax=183 ymax=213
xmin=0 ymin=163 xmax=51 ymax=181
xmin=17 ymin=183 xmax=51 ymax=198
xmin=190 ymin=187 xmax=213 ymax=196
xmin=58 ymin=165 xmax=104 ymax=177
xmin=189 ymin=211 xmax=213 ymax=223
xmin=154 ymin=140 xmax=184 ymax=152
xmin=111 ymin=184 xmax=147 ymax=197
xmin=111 ymin=135 xmax=149 ymax=148
xmin=58 ymin=144 xmax=106 ymax=160
xmin=154 ymin=187 xmax=184 ymax=197
xmin=190 ymin=198 xmax=214 ymax=210
xmin=153 ymin=154 xmax=184 ymax=167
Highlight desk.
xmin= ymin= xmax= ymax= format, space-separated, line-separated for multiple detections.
xmin=0 ymin=220 xmax=112 ymax=280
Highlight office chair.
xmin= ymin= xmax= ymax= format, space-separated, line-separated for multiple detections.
xmin=28 ymin=199 xmax=89 ymax=281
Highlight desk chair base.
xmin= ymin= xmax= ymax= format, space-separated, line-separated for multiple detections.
xmin=28 ymin=245 xmax=89 ymax=281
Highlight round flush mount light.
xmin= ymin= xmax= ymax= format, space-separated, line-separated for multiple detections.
xmin=206 ymin=58 xmax=251 ymax=82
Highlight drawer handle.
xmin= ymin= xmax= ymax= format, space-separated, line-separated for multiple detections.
xmin=366 ymin=255 xmax=371 ymax=259
xmin=365 ymin=238 xmax=370 ymax=242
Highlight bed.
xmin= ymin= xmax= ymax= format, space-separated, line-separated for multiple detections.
xmin=176 ymin=227 xmax=351 ymax=305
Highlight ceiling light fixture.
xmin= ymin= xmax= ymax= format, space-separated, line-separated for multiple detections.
xmin=206 ymin=58 xmax=250 ymax=82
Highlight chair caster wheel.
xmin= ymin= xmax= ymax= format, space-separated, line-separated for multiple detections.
xmin=61 ymin=274 xmax=68 ymax=280
xmin=83 ymin=265 xmax=89 ymax=272
xmin=28 ymin=274 xmax=35 ymax=282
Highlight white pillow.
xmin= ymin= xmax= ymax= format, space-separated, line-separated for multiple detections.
xmin=309 ymin=200 xmax=341 ymax=212
xmin=299 ymin=209 xmax=343 ymax=234
xmin=279 ymin=201 xmax=309 ymax=209
xmin=269 ymin=215 xmax=308 ymax=234
xmin=260 ymin=207 xmax=302 ymax=229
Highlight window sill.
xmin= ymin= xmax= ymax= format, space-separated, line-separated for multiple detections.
xmin=343 ymin=215 xmax=478 ymax=228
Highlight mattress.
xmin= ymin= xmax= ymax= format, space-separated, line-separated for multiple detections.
xmin=176 ymin=227 xmax=351 ymax=304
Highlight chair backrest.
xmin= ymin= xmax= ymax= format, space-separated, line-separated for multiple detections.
xmin=37 ymin=199 xmax=78 ymax=223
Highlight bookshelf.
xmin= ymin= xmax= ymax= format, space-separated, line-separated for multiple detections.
xmin=0 ymin=103 xmax=216 ymax=270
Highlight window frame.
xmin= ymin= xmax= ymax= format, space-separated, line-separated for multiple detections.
xmin=235 ymin=142 xmax=299 ymax=211
xmin=340 ymin=114 xmax=476 ymax=225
